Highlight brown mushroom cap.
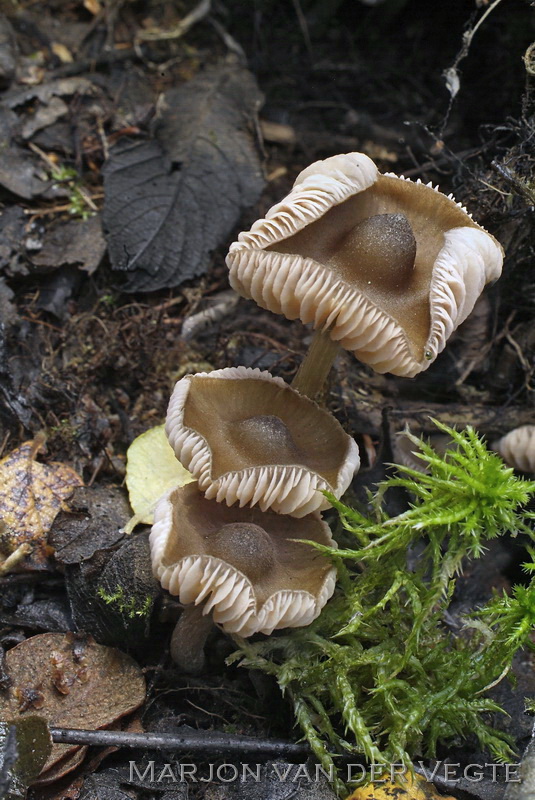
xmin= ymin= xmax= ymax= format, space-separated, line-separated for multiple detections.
xmin=150 ymin=483 xmax=337 ymax=636
xmin=166 ymin=366 xmax=359 ymax=517
xmin=492 ymin=425 xmax=535 ymax=473
xmin=226 ymin=152 xmax=504 ymax=377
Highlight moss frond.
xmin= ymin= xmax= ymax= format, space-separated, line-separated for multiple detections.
xmin=231 ymin=422 xmax=535 ymax=794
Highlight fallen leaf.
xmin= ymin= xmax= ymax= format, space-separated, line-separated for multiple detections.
xmin=125 ymin=425 xmax=194 ymax=532
xmin=0 ymin=440 xmax=83 ymax=569
xmin=0 ymin=721 xmax=17 ymax=799
xmin=21 ymin=95 xmax=68 ymax=140
xmin=4 ymin=78 xmax=98 ymax=112
xmin=4 ymin=716 xmax=52 ymax=783
xmin=31 ymin=745 xmax=87 ymax=787
xmin=49 ymin=486 xmax=128 ymax=566
xmin=51 ymin=43 xmax=73 ymax=64
xmin=65 ymin=532 xmax=159 ymax=651
xmin=0 ymin=107 xmax=52 ymax=199
xmin=0 ymin=716 xmax=52 ymax=797
xmin=346 ymin=773 xmax=457 ymax=800
xmin=0 ymin=15 xmax=17 ymax=91
xmin=30 ymin=215 xmax=107 ymax=275
xmin=102 ymin=61 xmax=265 ymax=291
xmin=0 ymin=634 xmax=145 ymax=778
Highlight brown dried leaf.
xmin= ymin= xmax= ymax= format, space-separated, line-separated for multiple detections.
xmin=0 ymin=633 xmax=146 ymax=776
xmin=0 ymin=440 xmax=83 ymax=569
xmin=31 ymin=745 xmax=88 ymax=787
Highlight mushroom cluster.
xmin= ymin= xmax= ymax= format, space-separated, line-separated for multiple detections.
xmin=150 ymin=151 xmax=504 ymax=672
xmin=150 ymin=366 xmax=359 ymax=671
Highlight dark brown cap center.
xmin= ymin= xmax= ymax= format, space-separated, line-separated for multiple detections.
xmin=332 ymin=212 xmax=417 ymax=291
xmin=206 ymin=522 xmax=275 ymax=580
xmin=231 ymin=414 xmax=301 ymax=464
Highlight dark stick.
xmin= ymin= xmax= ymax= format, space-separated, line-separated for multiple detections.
xmin=49 ymin=727 xmax=312 ymax=758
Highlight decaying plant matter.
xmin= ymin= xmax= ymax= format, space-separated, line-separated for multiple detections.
xmin=231 ymin=422 xmax=535 ymax=794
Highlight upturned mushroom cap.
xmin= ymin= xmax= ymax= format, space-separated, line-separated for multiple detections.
xmin=227 ymin=152 xmax=504 ymax=377
xmin=492 ymin=425 xmax=535 ymax=473
xmin=166 ymin=366 xmax=359 ymax=517
xmin=150 ymin=483 xmax=337 ymax=636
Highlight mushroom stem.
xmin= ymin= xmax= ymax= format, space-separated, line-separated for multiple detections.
xmin=170 ymin=604 xmax=213 ymax=674
xmin=291 ymin=328 xmax=341 ymax=399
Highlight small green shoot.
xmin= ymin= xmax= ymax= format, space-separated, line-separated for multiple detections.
xmin=97 ymin=585 xmax=153 ymax=619
xmin=230 ymin=422 xmax=535 ymax=795
xmin=51 ymin=165 xmax=95 ymax=219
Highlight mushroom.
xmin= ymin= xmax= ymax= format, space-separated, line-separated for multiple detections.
xmin=226 ymin=152 xmax=504 ymax=397
xmin=492 ymin=425 xmax=535 ymax=473
xmin=166 ymin=365 xmax=359 ymax=517
xmin=150 ymin=482 xmax=337 ymax=671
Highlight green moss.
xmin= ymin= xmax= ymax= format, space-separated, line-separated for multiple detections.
xmin=51 ymin=165 xmax=95 ymax=220
xmin=230 ymin=422 xmax=535 ymax=795
xmin=97 ymin=585 xmax=153 ymax=619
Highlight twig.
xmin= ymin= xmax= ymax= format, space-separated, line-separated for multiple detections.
xmin=50 ymin=48 xmax=138 ymax=79
xmin=49 ymin=726 xmax=311 ymax=757
xmin=441 ymin=0 xmax=505 ymax=132
xmin=0 ymin=543 xmax=32 ymax=576
xmin=291 ymin=0 xmax=313 ymax=59
xmin=402 ymin=146 xmax=487 ymax=178
xmin=135 ymin=0 xmax=211 ymax=43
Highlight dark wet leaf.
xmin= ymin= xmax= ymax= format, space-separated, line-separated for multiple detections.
xmin=0 ymin=649 xmax=9 ymax=691
xmin=0 ymin=280 xmax=16 ymax=327
xmin=34 ymin=267 xmax=81 ymax=322
xmin=49 ymin=486 xmax=127 ymax=566
xmin=102 ymin=62 xmax=265 ymax=291
xmin=0 ymin=325 xmax=32 ymax=428
xmin=0 ymin=724 xmax=16 ymax=800
xmin=21 ymin=96 xmax=68 ymax=141
xmin=0 ymin=598 xmax=73 ymax=634
xmin=490 ymin=648 xmax=535 ymax=743
xmin=506 ymin=727 xmax=535 ymax=800
xmin=204 ymin=761 xmax=338 ymax=800
xmin=65 ymin=532 xmax=158 ymax=650
xmin=93 ymin=756 xmax=193 ymax=796
xmin=0 ymin=15 xmax=17 ymax=91
xmin=3 ymin=77 xmax=98 ymax=113
xmin=0 ymin=107 xmax=52 ymax=200
xmin=79 ymin=769 xmax=144 ymax=800
xmin=107 ymin=64 xmax=155 ymax=131
xmin=30 ymin=121 xmax=74 ymax=156
xmin=7 ymin=717 xmax=51 ymax=786
xmin=0 ymin=633 xmax=145 ymax=778
xmin=0 ymin=77 xmax=104 ymax=201
xmin=0 ymin=207 xmax=43 ymax=279
xmin=0 ymin=716 xmax=51 ymax=799
xmin=30 ymin=215 xmax=106 ymax=276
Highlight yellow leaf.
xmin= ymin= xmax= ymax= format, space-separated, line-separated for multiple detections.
xmin=0 ymin=440 xmax=83 ymax=569
xmin=83 ymin=0 xmax=101 ymax=14
xmin=346 ymin=772 xmax=457 ymax=800
xmin=125 ymin=425 xmax=194 ymax=532
xmin=51 ymin=43 xmax=73 ymax=63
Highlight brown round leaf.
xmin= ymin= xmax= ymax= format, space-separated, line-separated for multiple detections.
xmin=0 ymin=634 xmax=145 ymax=775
